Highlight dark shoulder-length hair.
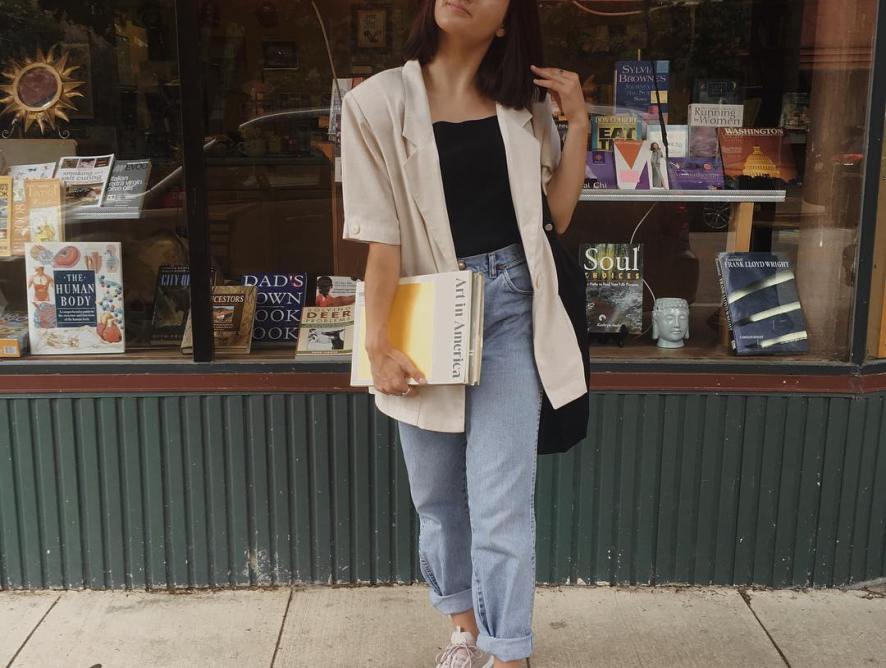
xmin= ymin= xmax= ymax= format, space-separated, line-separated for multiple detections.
xmin=402 ymin=0 xmax=547 ymax=110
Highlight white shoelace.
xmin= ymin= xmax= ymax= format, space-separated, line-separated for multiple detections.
xmin=434 ymin=634 xmax=486 ymax=667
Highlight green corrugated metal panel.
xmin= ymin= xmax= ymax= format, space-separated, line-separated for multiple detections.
xmin=0 ymin=392 xmax=884 ymax=590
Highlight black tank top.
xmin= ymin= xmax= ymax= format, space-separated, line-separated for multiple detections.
xmin=432 ymin=114 xmax=523 ymax=257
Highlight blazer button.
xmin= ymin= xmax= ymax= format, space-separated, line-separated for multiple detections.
xmin=535 ymin=274 xmax=542 ymax=289
xmin=543 ymin=222 xmax=553 ymax=231
xmin=352 ymin=224 xmax=361 ymax=234
xmin=457 ymin=260 xmax=466 ymax=269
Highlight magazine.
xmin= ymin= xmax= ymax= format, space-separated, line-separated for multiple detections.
xmin=54 ymin=154 xmax=115 ymax=208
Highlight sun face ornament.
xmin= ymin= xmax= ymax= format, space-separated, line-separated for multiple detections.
xmin=0 ymin=45 xmax=84 ymax=135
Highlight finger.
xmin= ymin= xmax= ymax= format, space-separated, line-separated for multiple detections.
xmin=530 ymin=64 xmax=572 ymax=81
xmin=390 ymin=350 xmax=425 ymax=384
xmin=533 ymin=78 xmax=563 ymax=91
xmin=405 ymin=360 xmax=427 ymax=384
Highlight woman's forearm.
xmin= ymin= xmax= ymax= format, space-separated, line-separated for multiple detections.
xmin=363 ymin=242 xmax=401 ymax=357
xmin=546 ymin=118 xmax=589 ymax=235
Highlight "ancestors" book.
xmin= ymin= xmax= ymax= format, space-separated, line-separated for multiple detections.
xmin=350 ymin=269 xmax=484 ymax=387
xmin=180 ymin=285 xmax=257 ymax=354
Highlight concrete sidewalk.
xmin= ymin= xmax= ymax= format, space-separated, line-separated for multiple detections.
xmin=2 ymin=583 xmax=885 ymax=667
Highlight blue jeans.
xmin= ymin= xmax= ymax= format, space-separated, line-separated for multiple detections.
xmin=397 ymin=241 xmax=543 ymax=662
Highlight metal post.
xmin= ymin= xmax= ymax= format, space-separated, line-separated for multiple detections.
xmin=174 ymin=0 xmax=213 ymax=362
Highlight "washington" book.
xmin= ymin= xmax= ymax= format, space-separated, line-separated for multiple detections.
xmin=350 ymin=269 xmax=484 ymax=387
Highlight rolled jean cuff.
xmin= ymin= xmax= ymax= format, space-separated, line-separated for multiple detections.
xmin=429 ymin=585 xmax=474 ymax=615
xmin=477 ymin=631 xmax=532 ymax=663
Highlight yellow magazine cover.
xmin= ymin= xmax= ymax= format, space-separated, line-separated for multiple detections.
xmin=0 ymin=176 xmax=11 ymax=256
xmin=350 ymin=269 xmax=484 ymax=387
xmin=25 ymin=179 xmax=64 ymax=243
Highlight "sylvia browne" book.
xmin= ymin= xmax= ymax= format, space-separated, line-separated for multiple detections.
xmin=350 ymin=269 xmax=484 ymax=387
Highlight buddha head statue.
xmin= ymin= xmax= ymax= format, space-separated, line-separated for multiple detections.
xmin=652 ymin=297 xmax=689 ymax=348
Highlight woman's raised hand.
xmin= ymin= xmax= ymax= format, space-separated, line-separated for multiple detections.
xmin=530 ymin=64 xmax=585 ymax=125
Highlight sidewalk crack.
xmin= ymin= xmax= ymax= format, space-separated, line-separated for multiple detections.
xmin=269 ymin=587 xmax=295 ymax=667
xmin=738 ymin=587 xmax=791 ymax=667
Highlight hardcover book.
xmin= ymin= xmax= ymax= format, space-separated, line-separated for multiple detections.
xmin=584 ymin=151 xmax=617 ymax=190
xmin=350 ymin=269 xmax=485 ymax=386
xmin=8 ymin=162 xmax=55 ymax=256
xmin=718 ymin=128 xmax=798 ymax=189
xmin=296 ymin=305 xmax=355 ymax=358
xmin=54 ymin=154 xmax=115 ymax=208
xmin=0 ymin=176 xmax=11 ymax=257
xmin=314 ymin=275 xmax=357 ymax=307
xmin=25 ymin=179 xmax=64 ymax=243
xmin=103 ymin=159 xmax=152 ymax=211
xmin=693 ymin=79 xmax=743 ymax=105
xmin=666 ymin=157 xmax=725 ymax=190
xmin=180 ymin=285 xmax=257 ymax=354
xmin=716 ymin=252 xmax=808 ymax=355
xmin=0 ymin=311 xmax=30 ymax=357
xmin=24 ymin=241 xmax=125 ymax=355
xmin=688 ymin=104 xmax=744 ymax=158
xmin=241 ymin=272 xmax=308 ymax=344
xmin=780 ymin=92 xmax=810 ymax=131
xmin=149 ymin=264 xmax=192 ymax=345
xmin=614 ymin=60 xmax=669 ymax=122
xmin=646 ymin=125 xmax=688 ymax=158
xmin=591 ymin=114 xmax=640 ymax=152
xmin=581 ymin=243 xmax=644 ymax=335
xmin=614 ymin=140 xmax=649 ymax=189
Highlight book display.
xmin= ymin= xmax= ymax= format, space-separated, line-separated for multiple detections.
xmin=296 ymin=304 xmax=355 ymax=357
xmin=54 ymin=154 xmax=115 ymax=208
xmin=716 ymin=252 xmax=809 ymax=355
xmin=241 ymin=272 xmax=308 ymax=344
xmin=180 ymin=285 xmax=258 ymax=355
xmin=25 ymin=179 xmax=64 ymax=242
xmin=24 ymin=241 xmax=125 ymax=354
xmin=102 ymin=159 xmax=151 ymax=212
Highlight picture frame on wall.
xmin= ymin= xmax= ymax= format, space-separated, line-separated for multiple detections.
xmin=262 ymin=41 xmax=298 ymax=71
xmin=351 ymin=4 xmax=391 ymax=52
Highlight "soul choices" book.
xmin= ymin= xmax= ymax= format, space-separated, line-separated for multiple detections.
xmin=350 ymin=269 xmax=484 ymax=388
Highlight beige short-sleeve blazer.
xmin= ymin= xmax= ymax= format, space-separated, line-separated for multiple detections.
xmin=341 ymin=57 xmax=587 ymax=432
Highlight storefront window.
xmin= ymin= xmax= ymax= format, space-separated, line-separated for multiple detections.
xmin=0 ymin=0 xmax=882 ymax=368
xmin=0 ymin=0 xmax=188 ymax=361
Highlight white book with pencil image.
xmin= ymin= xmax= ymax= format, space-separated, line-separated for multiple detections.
xmin=350 ymin=269 xmax=485 ymax=387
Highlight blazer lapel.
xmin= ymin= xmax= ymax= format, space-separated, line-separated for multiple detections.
xmin=401 ymin=58 xmax=540 ymax=273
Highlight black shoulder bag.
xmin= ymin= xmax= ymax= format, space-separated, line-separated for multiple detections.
xmin=536 ymin=189 xmax=591 ymax=456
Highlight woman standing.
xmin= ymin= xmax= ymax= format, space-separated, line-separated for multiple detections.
xmin=340 ymin=1 xmax=588 ymax=666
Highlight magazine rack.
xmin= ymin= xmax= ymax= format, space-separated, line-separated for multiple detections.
xmin=579 ymin=189 xmax=787 ymax=347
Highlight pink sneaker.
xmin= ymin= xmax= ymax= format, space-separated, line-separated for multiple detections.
xmin=434 ymin=626 xmax=491 ymax=668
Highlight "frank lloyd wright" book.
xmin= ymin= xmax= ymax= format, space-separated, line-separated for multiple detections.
xmin=350 ymin=269 xmax=484 ymax=387
xmin=716 ymin=252 xmax=808 ymax=355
